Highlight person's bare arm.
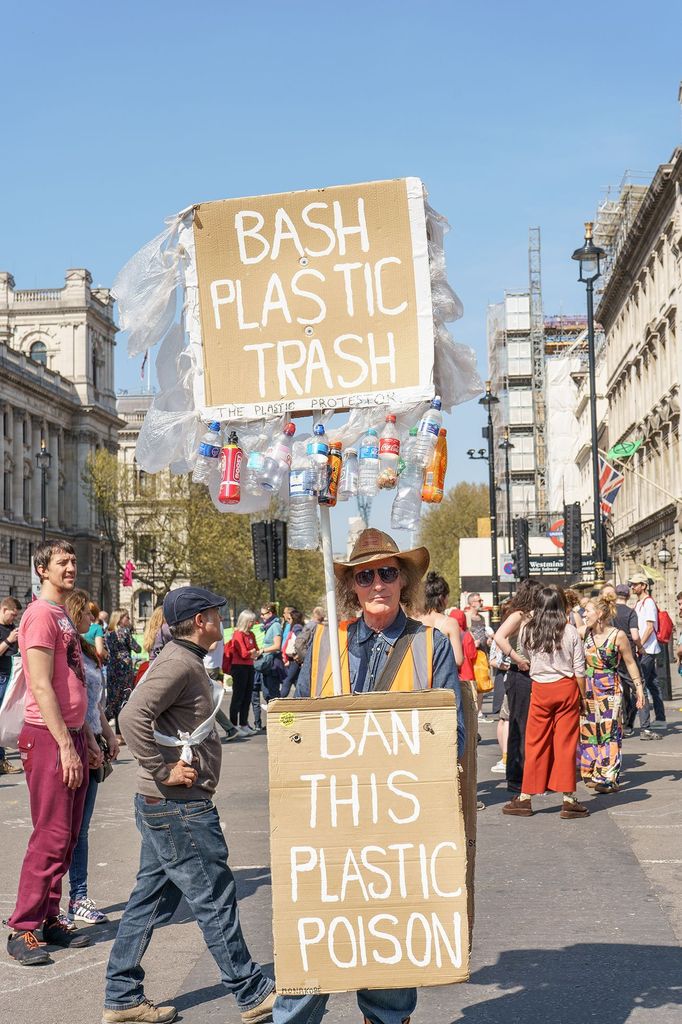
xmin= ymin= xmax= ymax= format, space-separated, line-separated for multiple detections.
xmin=640 ymin=621 xmax=654 ymax=646
xmin=95 ymin=634 xmax=108 ymax=661
xmin=84 ymin=721 xmax=103 ymax=769
xmin=443 ymin=617 xmax=464 ymax=668
xmin=493 ymin=611 xmax=530 ymax=671
xmin=263 ymin=633 xmax=282 ymax=654
xmin=26 ymin=647 xmax=82 ymax=790
xmin=99 ymin=707 xmax=120 ymax=760
xmin=617 ymin=631 xmax=645 ymax=708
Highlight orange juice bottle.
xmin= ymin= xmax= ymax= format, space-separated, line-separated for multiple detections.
xmin=421 ymin=428 xmax=447 ymax=503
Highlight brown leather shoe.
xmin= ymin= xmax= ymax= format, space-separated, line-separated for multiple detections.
xmin=560 ymin=799 xmax=590 ymax=819
xmin=502 ymin=796 xmax=533 ymax=816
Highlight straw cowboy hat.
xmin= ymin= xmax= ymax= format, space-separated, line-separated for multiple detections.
xmin=333 ymin=528 xmax=430 ymax=581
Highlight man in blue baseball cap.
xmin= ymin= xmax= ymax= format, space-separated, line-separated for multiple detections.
xmin=102 ymin=586 xmax=275 ymax=1024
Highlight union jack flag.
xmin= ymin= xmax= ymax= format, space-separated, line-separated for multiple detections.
xmin=599 ymin=457 xmax=625 ymax=514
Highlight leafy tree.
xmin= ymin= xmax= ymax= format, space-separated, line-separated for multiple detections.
xmin=84 ymin=450 xmax=326 ymax=613
xmin=417 ymin=482 xmax=489 ymax=601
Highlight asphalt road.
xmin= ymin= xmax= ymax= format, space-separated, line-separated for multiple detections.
xmin=1 ymin=689 xmax=681 ymax=1024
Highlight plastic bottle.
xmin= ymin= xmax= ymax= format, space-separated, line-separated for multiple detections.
xmin=288 ymin=458 xmax=319 ymax=550
xmin=258 ymin=422 xmax=296 ymax=492
xmin=378 ymin=413 xmax=400 ymax=489
xmin=319 ymin=441 xmax=343 ymax=507
xmin=413 ymin=397 xmax=442 ymax=466
xmin=218 ymin=432 xmax=243 ymax=505
xmin=337 ymin=447 xmax=359 ymax=501
xmin=243 ymin=450 xmax=265 ymax=496
xmin=391 ymin=427 xmax=424 ymax=530
xmin=422 ymin=428 xmax=447 ymax=503
xmin=306 ymin=423 xmax=329 ymax=493
xmin=358 ymin=428 xmax=380 ymax=498
xmin=193 ymin=421 xmax=222 ymax=484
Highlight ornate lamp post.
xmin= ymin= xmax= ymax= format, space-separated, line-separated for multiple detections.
xmin=572 ymin=222 xmax=607 ymax=583
xmin=35 ymin=439 xmax=52 ymax=544
xmin=468 ymin=380 xmax=501 ymax=626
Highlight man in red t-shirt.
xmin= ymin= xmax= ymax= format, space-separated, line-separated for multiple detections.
xmin=7 ymin=541 xmax=101 ymax=965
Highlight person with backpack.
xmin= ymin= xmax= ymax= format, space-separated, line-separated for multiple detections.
xmin=279 ymin=608 xmax=305 ymax=698
xmin=629 ymin=573 xmax=667 ymax=728
xmin=224 ymin=610 xmax=259 ymax=735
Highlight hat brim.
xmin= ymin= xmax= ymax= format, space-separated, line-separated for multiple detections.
xmin=333 ymin=546 xmax=430 ymax=581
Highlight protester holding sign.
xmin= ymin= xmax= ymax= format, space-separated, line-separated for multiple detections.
xmin=273 ymin=527 xmax=464 ymax=1024
xmin=102 ymin=586 xmax=275 ymax=1024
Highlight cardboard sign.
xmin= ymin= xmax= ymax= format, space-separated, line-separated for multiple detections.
xmin=267 ymin=690 xmax=469 ymax=995
xmin=186 ymin=178 xmax=435 ymax=419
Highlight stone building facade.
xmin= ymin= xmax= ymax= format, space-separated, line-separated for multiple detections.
xmin=0 ymin=269 xmax=121 ymax=606
xmin=595 ymin=146 xmax=682 ymax=608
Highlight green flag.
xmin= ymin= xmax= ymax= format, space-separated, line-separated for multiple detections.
xmin=607 ymin=439 xmax=643 ymax=460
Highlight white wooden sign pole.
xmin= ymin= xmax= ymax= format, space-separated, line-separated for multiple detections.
xmin=318 ymin=503 xmax=343 ymax=696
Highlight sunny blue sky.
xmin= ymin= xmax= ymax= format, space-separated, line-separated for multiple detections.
xmin=2 ymin=0 xmax=681 ymax=505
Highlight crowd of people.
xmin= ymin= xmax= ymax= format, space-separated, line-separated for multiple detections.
xmin=0 ymin=533 xmax=677 ymax=1024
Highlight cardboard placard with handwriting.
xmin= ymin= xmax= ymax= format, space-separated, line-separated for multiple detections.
xmin=267 ymin=691 xmax=469 ymax=995
xmin=188 ymin=178 xmax=434 ymax=420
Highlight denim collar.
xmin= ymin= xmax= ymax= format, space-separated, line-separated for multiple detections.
xmin=355 ymin=607 xmax=406 ymax=648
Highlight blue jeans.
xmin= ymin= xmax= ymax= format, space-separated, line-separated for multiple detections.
xmin=274 ymin=987 xmax=417 ymax=1024
xmin=104 ymin=795 xmax=274 ymax=1012
xmin=0 ymin=671 xmax=9 ymax=761
xmin=68 ymin=771 xmax=99 ymax=902
xmin=252 ymin=674 xmax=263 ymax=728
xmin=641 ymin=653 xmax=666 ymax=722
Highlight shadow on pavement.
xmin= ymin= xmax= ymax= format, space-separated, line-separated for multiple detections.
xmin=173 ymin=962 xmax=274 ymax=1014
xmin=451 ymin=943 xmax=682 ymax=1023
xmin=235 ymin=866 xmax=272 ymax=900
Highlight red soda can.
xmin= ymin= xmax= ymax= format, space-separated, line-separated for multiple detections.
xmin=218 ymin=432 xmax=242 ymax=505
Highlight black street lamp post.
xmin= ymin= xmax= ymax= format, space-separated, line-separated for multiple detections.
xmin=468 ymin=380 xmax=501 ymax=627
xmin=572 ymin=221 xmax=607 ymax=584
xmin=499 ymin=428 xmax=514 ymax=553
xmin=35 ymin=439 xmax=52 ymax=544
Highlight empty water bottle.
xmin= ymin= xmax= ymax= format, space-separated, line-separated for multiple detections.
xmin=413 ymin=397 xmax=442 ymax=466
xmin=288 ymin=458 xmax=319 ymax=550
xmin=391 ymin=427 xmax=424 ymax=530
xmin=193 ymin=422 xmax=222 ymax=484
xmin=258 ymin=422 xmax=296 ymax=492
xmin=306 ymin=423 xmax=329 ymax=493
xmin=337 ymin=447 xmax=359 ymax=501
xmin=358 ymin=428 xmax=379 ymax=498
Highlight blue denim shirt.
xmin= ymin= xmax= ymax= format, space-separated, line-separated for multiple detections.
xmin=296 ymin=607 xmax=465 ymax=753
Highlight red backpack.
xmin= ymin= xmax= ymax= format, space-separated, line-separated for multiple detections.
xmin=655 ymin=607 xmax=674 ymax=645
xmin=222 ymin=638 xmax=235 ymax=674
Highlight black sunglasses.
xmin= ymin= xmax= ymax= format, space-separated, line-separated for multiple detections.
xmin=354 ymin=566 xmax=401 ymax=587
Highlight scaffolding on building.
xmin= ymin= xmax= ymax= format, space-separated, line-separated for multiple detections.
xmin=593 ymin=171 xmax=650 ymax=292
xmin=529 ymin=227 xmax=547 ymax=515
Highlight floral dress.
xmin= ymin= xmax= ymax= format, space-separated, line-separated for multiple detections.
xmin=578 ymin=627 xmax=622 ymax=785
xmin=105 ymin=628 xmax=141 ymax=721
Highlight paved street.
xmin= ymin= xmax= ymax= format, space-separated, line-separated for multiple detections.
xmin=1 ymin=689 xmax=681 ymax=1024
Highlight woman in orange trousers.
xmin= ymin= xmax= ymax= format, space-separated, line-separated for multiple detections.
xmin=502 ymin=585 xmax=590 ymax=820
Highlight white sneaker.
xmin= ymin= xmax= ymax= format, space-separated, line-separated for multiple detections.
xmin=235 ymin=726 xmax=252 ymax=737
xmin=478 ymin=712 xmax=493 ymax=723
xmin=243 ymin=724 xmax=258 ymax=734
xmin=491 ymin=759 xmax=506 ymax=774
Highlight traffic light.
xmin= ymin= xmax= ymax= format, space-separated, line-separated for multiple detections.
xmin=251 ymin=520 xmax=288 ymax=583
xmin=564 ymin=502 xmax=582 ymax=574
xmin=512 ymin=517 xmax=530 ymax=580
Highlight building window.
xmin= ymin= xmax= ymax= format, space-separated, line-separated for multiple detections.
xmin=512 ymin=482 xmax=536 ymax=515
xmin=508 ymin=389 xmax=534 ymax=425
xmin=3 ymin=466 xmax=11 ymax=512
xmin=2 ymin=410 xmax=9 ymax=438
xmin=136 ymin=470 xmax=156 ymax=497
xmin=134 ymin=533 xmax=155 ymax=563
xmin=138 ymin=590 xmax=153 ymax=620
xmin=510 ymin=434 xmax=535 ymax=471
xmin=507 ymin=340 xmax=532 ymax=376
xmin=92 ymin=345 xmax=99 ymax=389
xmin=30 ymin=341 xmax=48 ymax=365
xmin=23 ymin=473 xmax=31 ymax=518
xmin=8 ymin=538 xmax=15 ymax=564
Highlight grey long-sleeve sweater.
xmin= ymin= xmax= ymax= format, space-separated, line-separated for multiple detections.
xmin=119 ymin=639 xmax=222 ymax=801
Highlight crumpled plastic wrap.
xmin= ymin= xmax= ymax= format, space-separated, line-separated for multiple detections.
xmin=115 ymin=185 xmax=482 ymax=511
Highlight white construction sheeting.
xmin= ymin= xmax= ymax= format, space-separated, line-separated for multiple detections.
xmin=545 ymin=354 xmax=584 ymax=511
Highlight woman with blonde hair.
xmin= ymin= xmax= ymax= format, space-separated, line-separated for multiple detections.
xmin=227 ymin=609 xmax=259 ymax=733
xmin=105 ymin=608 xmax=141 ymax=740
xmin=142 ymin=606 xmax=164 ymax=660
xmin=579 ymin=591 xmax=644 ymax=793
